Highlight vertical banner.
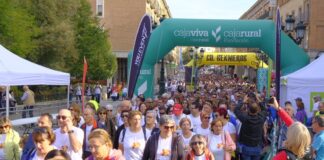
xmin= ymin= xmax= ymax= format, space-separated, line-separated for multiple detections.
xmin=267 ymin=58 xmax=273 ymax=98
xmin=257 ymin=68 xmax=268 ymax=95
xmin=275 ymin=7 xmax=281 ymax=101
xmin=127 ymin=14 xmax=152 ymax=99
xmin=82 ymin=57 xmax=88 ymax=111
xmin=179 ymin=48 xmax=185 ymax=71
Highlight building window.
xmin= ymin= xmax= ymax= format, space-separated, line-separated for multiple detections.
xmin=96 ymin=0 xmax=104 ymax=17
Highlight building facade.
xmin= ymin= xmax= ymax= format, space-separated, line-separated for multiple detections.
xmin=87 ymin=0 xmax=172 ymax=84
xmin=241 ymin=0 xmax=324 ymax=59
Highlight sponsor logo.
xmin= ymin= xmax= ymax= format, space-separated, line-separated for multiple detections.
xmin=134 ymin=24 xmax=149 ymax=66
xmin=140 ymin=69 xmax=151 ymax=75
xmin=212 ymin=26 xmax=222 ymax=42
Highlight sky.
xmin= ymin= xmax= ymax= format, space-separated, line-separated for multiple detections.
xmin=165 ymin=0 xmax=258 ymax=19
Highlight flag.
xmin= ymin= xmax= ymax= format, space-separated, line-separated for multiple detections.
xmin=275 ymin=7 xmax=281 ymax=101
xmin=82 ymin=57 xmax=88 ymax=111
xmin=128 ymin=14 xmax=152 ymax=99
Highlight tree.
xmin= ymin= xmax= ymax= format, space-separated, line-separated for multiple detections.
xmin=0 ymin=0 xmax=39 ymax=58
xmin=71 ymin=0 xmax=117 ymax=80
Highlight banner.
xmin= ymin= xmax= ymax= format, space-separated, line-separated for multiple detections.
xmin=276 ymin=7 xmax=281 ymax=100
xmin=82 ymin=57 xmax=88 ymax=111
xmin=185 ymin=52 xmax=268 ymax=69
xmin=127 ymin=14 xmax=152 ymax=99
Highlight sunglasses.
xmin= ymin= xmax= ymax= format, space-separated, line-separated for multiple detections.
xmin=121 ymin=114 xmax=129 ymax=118
xmin=99 ymin=112 xmax=107 ymax=115
xmin=191 ymin=141 xmax=204 ymax=146
xmin=204 ymin=116 xmax=211 ymax=120
xmin=164 ymin=125 xmax=174 ymax=130
xmin=0 ymin=125 xmax=9 ymax=129
xmin=107 ymin=110 xmax=113 ymax=112
xmin=56 ymin=115 xmax=68 ymax=120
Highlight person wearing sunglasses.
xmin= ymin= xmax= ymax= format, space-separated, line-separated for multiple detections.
xmin=0 ymin=117 xmax=20 ymax=160
xmin=53 ymin=109 xmax=84 ymax=160
xmin=113 ymin=110 xmax=129 ymax=149
xmin=97 ymin=107 xmax=116 ymax=143
xmin=24 ymin=127 xmax=56 ymax=160
xmin=142 ymin=115 xmax=185 ymax=160
xmin=68 ymin=103 xmax=84 ymax=127
xmin=118 ymin=111 xmax=147 ymax=160
xmin=186 ymin=134 xmax=214 ymax=160
xmin=195 ymin=112 xmax=211 ymax=137
xmin=80 ymin=107 xmax=105 ymax=159
xmin=87 ymin=129 xmax=125 ymax=160
xmin=207 ymin=119 xmax=236 ymax=160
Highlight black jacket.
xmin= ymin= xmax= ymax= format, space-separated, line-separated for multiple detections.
xmin=234 ymin=102 xmax=267 ymax=147
xmin=142 ymin=132 xmax=185 ymax=160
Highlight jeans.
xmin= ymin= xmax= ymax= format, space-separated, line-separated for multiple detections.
xmin=22 ymin=105 xmax=34 ymax=118
xmin=95 ymin=94 xmax=100 ymax=103
xmin=238 ymin=143 xmax=262 ymax=160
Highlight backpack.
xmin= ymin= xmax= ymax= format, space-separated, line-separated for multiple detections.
xmin=120 ymin=126 xmax=147 ymax=142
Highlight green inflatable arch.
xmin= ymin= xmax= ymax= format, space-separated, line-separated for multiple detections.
xmin=129 ymin=18 xmax=309 ymax=98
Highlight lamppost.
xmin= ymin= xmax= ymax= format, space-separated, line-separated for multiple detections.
xmin=194 ymin=48 xmax=204 ymax=91
xmin=159 ymin=58 xmax=165 ymax=95
xmin=284 ymin=15 xmax=306 ymax=45
xmin=189 ymin=48 xmax=195 ymax=91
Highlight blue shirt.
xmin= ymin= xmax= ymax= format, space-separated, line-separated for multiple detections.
xmin=312 ymin=130 xmax=324 ymax=160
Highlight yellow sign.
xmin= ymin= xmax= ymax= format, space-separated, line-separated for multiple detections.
xmin=185 ymin=52 xmax=268 ymax=69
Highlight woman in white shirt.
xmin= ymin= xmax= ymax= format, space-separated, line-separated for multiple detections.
xmin=179 ymin=117 xmax=195 ymax=154
xmin=207 ymin=119 xmax=236 ymax=160
xmin=186 ymin=134 xmax=214 ymax=160
xmin=118 ymin=111 xmax=146 ymax=160
xmin=195 ymin=112 xmax=211 ymax=137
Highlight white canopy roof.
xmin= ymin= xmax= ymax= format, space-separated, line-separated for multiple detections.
xmin=0 ymin=45 xmax=70 ymax=86
xmin=281 ymin=54 xmax=324 ymax=87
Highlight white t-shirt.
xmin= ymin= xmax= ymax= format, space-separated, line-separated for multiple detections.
xmin=194 ymin=154 xmax=207 ymax=160
xmin=118 ymin=128 xmax=146 ymax=160
xmin=207 ymin=133 xmax=225 ymax=160
xmin=85 ymin=125 xmax=93 ymax=151
xmin=53 ymin=127 xmax=84 ymax=160
xmin=223 ymin=122 xmax=236 ymax=135
xmin=31 ymin=146 xmax=57 ymax=160
xmin=188 ymin=114 xmax=201 ymax=132
xmin=313 ymin=102 xmax=320 ymax=112
xmin=195 ymin=125 xmax=210 ymax=137
xmin=0 ymin=134 xmax=6 ymax=160
xmin=156 ymin=136 xmax=172 ymax=160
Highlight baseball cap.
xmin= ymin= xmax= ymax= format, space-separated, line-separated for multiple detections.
xmin=173 ymin=104 xmax=183 ymax=116
xmin=295 ymin=97 xmax=303 ymax=101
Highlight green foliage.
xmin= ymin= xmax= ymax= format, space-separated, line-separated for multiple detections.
xmin=0 ymin=0 xmax=117 ymax=79
xmin=72 ymin=0 xmax=117 ymax=80
xmin=0 ymin=0 xmax=39 ymax=58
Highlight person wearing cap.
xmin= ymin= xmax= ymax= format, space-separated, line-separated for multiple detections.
xmin=172 ymin=103 xmax=187 ymax=130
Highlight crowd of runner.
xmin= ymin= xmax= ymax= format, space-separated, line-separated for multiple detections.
xmin=0 ymin=73 xmax=323 ymax=160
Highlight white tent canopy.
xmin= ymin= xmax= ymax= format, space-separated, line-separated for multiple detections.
xmin=280 ymin=55 xmax=324 ymax=116
xmin=0 ymin=45 xmax=70 ymax=117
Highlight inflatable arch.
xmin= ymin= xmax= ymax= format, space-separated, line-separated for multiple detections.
xmin=129 ymin=18 xmax=309 ymax=98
